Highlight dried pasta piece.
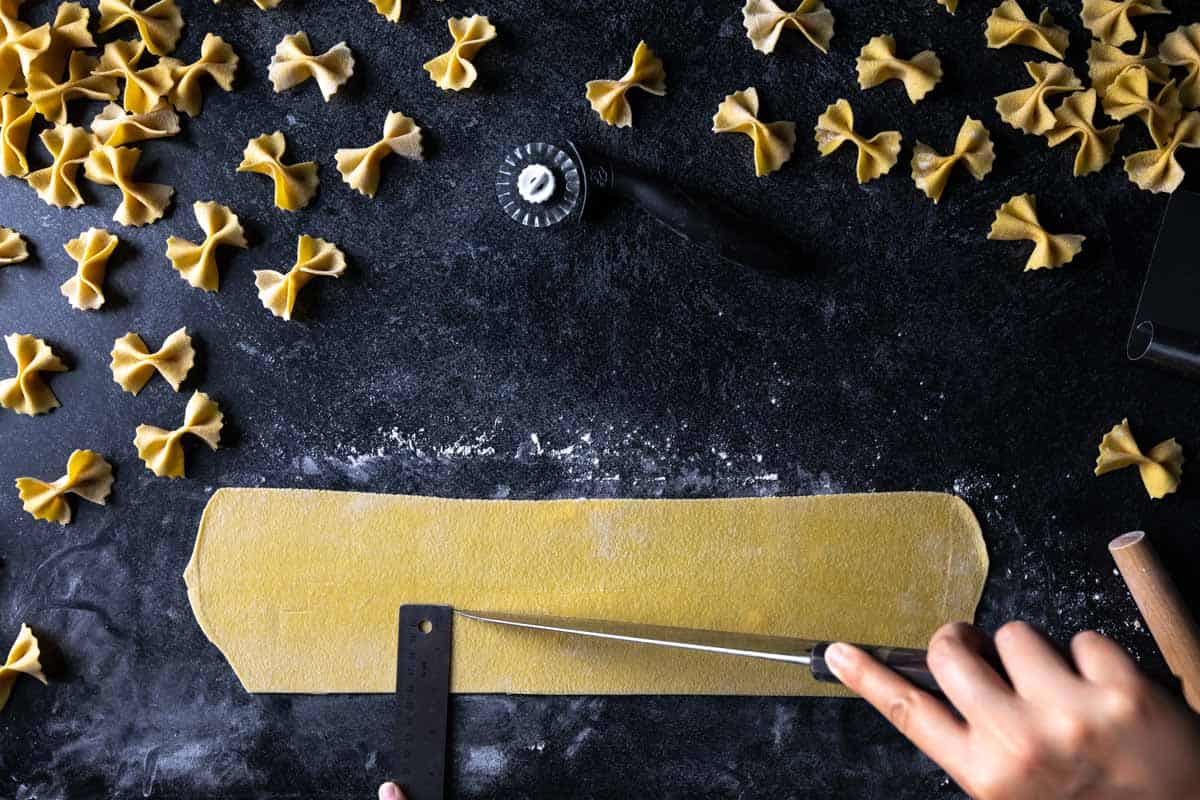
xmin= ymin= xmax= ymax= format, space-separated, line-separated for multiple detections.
xmin=1081 ymin=0 xmax=1169 ymax=47
xmin=370 ymin=0 xmax=401 ymax=23
xmin=1102 ymin=66 xmax=1182 ymax=146
xmin=268 ymin=32 xmax=353 ymax=102
xmin=712 ymin=87 xmax=796 ymax=177
xmin=423 ymin=15 xmax=496 ymax=91
xmin=937 ymin=0 xmax=959 ymax=13
xmin=97 ymin=0 xmax=183 ymax=56
xmin=0 ymin=94 xmax=34 ymax=177
xmin=0 ymin=625 xmax=47 ymax=710
xmin=166 ymin=200 xmax=248 ymax=290
xmin=335 ymin=111 xmax=423 ymax=198
xmin=212 ymin=0 xmax=282 ymax=8
xmin=26 ymin=51 xmax=119 ymax=126
xmin=254 ymin=234 xmax=346 ymax=320
xmin=26 ymin=124 xmax=96 ymax=209
xmin=94 ymin=39 xmax=175 ymax=114
xmin=110 ymin=327 xmax=193 ymax=394
xmin=236 ymin=131 xmax=319 ymax=211
xmin=0 ymin=333 xmax=67 ymax=416
xmin=585 ymin=41 xmax=666 ymax=128
xmin=160 ymin=33 xmax=238 ymax=116
xmin=741 ymin=0 xmax=834 ymax=55
xmin=134 ymin=391 xmax=223 ymax=478
xmin=1124 ymin=110 xmax=1200 ymax=193
xmin=84 ymin=145 xmax=174 ymax=227
xmin=1087 ymin=35 xmax=1168 ymax=96
xmin=91 ymin=102 xmax=180 ymax=146
xmin=15 ymin=450 xmax=112 ymax=524
xmin=1094 ymin=418 xmax=1183 ymax=499
xmin=1045 ymin=90 xmax=1123 ymax=176
xmin=814 ymin=98 xmax=901 ymax=184
xmin=995 ymin=61 xmax=1082 ymax=135
xmin=987 ymin=193 xmax=1085 ymax=270
xmin=30 ymin=2 xmax=95 ymax=82
xmin=985 ymin=1 xmax=1070 ymax=59
xmin=855 ymin=34 xmax=942 ymax=104
xmin=61 ymin=227 xmax=118 ymax=310
xmin=0 ymin=227 xmax=28 ymax=265
xmin=0 ymin=16 xmax=50 ymax=94
xmin=1160 ymin=24 xmax=1200 ymax=108
xmin=910 ymin=117 xmax=995 ymax=203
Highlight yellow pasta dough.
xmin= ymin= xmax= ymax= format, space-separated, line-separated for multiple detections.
xmin=134 ymin=391 xmax=223 ymax=478
xmin=370 ymin=0 xmax=401 ymax=23
xmin=91 ymin=102 xmax=180 ymax=146
xmin=1095 ymin=419 xmax=1183 ymax=499
xmin=1045 ymin=90 xmax=1123 ymax=176
xmin=1102 ymin=66 xmax=1182 ymax=146
xmin=1081 ymin=0 xmax=1169 ymax=47
xmin=423 ymin=15 xmax=496 ymax=91
xmin=27 ymin=51 xmax=119 ymax=126
xmin=814 ymin=98 xmax=901 ymax=184
xmin=937 ymin=0 xmax=959 ymax=13
xmin=741 ymin=0 xmax=834 ymax=55
xmin=988 ymin=193 xmax=1084 ymax=270
xmin=910 ymin=117 xmax=994 ymax=203
xmin=0 ymin=625 xmax=47 ymax=711
xmin=160 ymin=32 xmax=238 ymax=116
xmin=0 ymin=94 xmax=34 ymax=177
xmin=268 ymin=32 xmax=353 ymax=102
xmin=61 ymin=227 xmax=119 ymax=310
xmin=0 ymin=333 xmax=67 ymax=416
xmin=585 ymin=41 xmax=667 ymax=128
xmin=26 ymin=124 xmax=96 ymax=209
xmin=334 ymin=110 xmax=422 ymax=198
xmin=184 ymin=489 xmax=987 ymax=695
xmin=0 ymin=227 xmax=28 ymax=265
xmin=985 ymin=0 xmax=1069 ymax=60
xmin=855 ymin=34 xmax=941 ymax=104
xmin=212 ymin=0 xmax=282 ymax=8
xmin=712 ymin=87 xmax=796 ymax=177
xmin=1087 ymin=36 xmax=1168 ymax=96
xmin=1124 ymin=110 xmax=1200 ymax=193
xmin=94 ymin=39 xmax=174 ymax=114
xmin=996 ymin=61 xmax=1081 ymax=135
xmin=31 ymin=2 xmax=95 ymax=81
xmin=1160 ymin=24 xmax=1200 ymax=109
xmin=166 ymin=201 xmax=248 ymax=291
xmin=254 ymin=234 xmax=346 ymax=320
xmin=84 ymin=144 xmax=174 ymax=227
xmin=237 ymin=131 xmax=319 ymax=212
xmin=97 ymin=0 xmax=182 ymax=56
xmin=15 ymin=450 xmax=112 ymax=525
xmin=0 ymin=13 xmax=49 ymax=94
xmin=110 ymin=327 xmax=194 ymax=394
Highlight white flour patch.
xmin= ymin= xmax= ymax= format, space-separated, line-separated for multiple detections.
xmin=461 ymin=745 xmax=509 ymax=791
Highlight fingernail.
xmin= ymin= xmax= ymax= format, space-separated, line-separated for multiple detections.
xmin=379 ymin=782 xmax=402 ymax=800
xmin=824 ymin=642 xmax=853 ymax=680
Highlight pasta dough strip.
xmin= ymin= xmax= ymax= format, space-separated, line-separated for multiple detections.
xmin=0 ymin=333 xmax=67 ymax=416
xmin=14 ymin=450 xmax=112 ymax=524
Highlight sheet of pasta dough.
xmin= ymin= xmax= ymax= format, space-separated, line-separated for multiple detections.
xmin=184 ymin=489 xmax=987 ymax=696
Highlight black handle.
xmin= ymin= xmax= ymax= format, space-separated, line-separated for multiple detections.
xmin=811 ymin=642 xmax=940 ymax=694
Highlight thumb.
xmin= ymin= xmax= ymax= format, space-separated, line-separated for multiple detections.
xmin=379 ymin=782 xmax=405 ymax=800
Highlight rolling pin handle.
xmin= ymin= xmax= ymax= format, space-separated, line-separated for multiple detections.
xmin=811 ymin=642 xmax=940 ymax=694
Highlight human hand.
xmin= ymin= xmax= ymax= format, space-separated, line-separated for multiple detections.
xmin=825 ymin=622 xmax=1200 ymax=800
xmin=378 ymin=782 xmax=406 ymax=800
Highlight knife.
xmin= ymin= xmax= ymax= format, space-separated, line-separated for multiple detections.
xmin=456 ymin=609 xmax=939 ymax=693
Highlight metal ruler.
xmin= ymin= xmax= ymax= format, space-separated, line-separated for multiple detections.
xmin=395 ymin=605 xmax=452 ymax=800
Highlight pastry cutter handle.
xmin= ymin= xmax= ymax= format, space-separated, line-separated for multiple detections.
xmin=810 ymin=642 xmax=940 ymax=693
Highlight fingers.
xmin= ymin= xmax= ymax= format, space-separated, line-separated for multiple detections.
xmin=1070 ymin=630 xmax=1143 ymax=687
xmin=994 ymin=621 xmax=1079 ymax=700
xmin=379 ymin=782 xmax=405 ymax=800
xmin=927 ymin=623 xmax=1021 ymax=727
xmin=825 ymin=642 xmax=969 ymax=774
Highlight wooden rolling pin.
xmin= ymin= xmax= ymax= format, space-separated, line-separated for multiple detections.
xmin=1109 ymin=531 xmax=1200 ymax=712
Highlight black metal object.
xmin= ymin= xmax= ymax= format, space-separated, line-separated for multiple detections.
xmin=810 ymin=644 xmax=939 ymax=694
xmin=395 ymin=605 xmax=453 ymax=800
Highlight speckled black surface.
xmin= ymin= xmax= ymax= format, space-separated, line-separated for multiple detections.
xmin=2 ymin=0 xmax=1199 ymax=798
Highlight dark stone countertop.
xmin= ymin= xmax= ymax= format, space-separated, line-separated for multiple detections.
xmin=1 ymin=0 xmax=1199 ymax=797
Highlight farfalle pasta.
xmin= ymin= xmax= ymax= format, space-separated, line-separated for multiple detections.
xmin=15 ymin=450 xmax=113 ymax=525
xmin=1 ymin=94 xmax=34 ymax=176
xmin=1081 ymin=0 xmax=1169 ymax=47
xmin=585 ymin=41 xmax=667 ymax=128
xmin=94 ymin=39 xmax=174 ymax=114
xmin=255 ymin=234 xmax=346 ymax=320
xmin=84 ymin=145 xmax=174 ymax=226
xmin=1124 ymin=111 xmax=1200 ymax=193
xmin=33 ymin=2 xmax=95 ymax=80
xmin=1087 ymin=36 xmax=1168 ymax=96
xmin=166 ymin=201 xmax=247 ymax=290
xmin=0 ymin=227 xmax=28 ymax=265
xmin=1094 ymin=418 xmax=1183 ymax=499
xmin=910 ymin=117 xmax=994 ymax=203
xmin=712 ymin=87 xmax=796 ymax=177
xmin=985 ymin=0 xmax=1069 ymax=60
xmin=0 ymin=333 xmax=67 ymax=416
xmin=110 ymin=327 xmax=194 ymax=394
xmin=61 ymin=227 xmax=119 ymax=310
xmin=0 ymin=625 xmax=47 ymax=711
xmin=27 ymin=51 xmax=118 ymax=125
xmin=371 ymin=0 xmax=401 ymax=22
xmin=161 ymin=32 xmax=238 ymax=116
xmin=26 ymin=124 xmax=96 ymax=209
xmin=335 ymin=110 xmax=422 ymax=198
xmin=987 ymin=193 xmax=1085 ymax=270
xmin=814 ymin=97 xmax=901 ymax=184
xmin=741 ymin=0 xmax=834 ymax=55
xmin=237 ymin=131 xmax=319 ymax=211
xmin=97 ymin=0 xmax=183 ymax=56
xmin=1160 ymin=24 xmax=1200 ymax=109
xmin=1046 ymin=90 xmax=1123 ymax=176
xmin=937 ymin=0 xmax=958 ymax=13
xmin=1102 ymin=66 xmax=1181 ymax=146
xmin=269 ymin=32 xmax=353 ymax=102
xmin=995 ymin=61 xmax=1082 ymax=135
xmin=0 ymin=13 xmax=49 ymax=93
xmin=134 ymin=391 xmax=223 ymax=478
xmin=855 ymin=35 xmax=941 ymax=104
xmin=91 ymin=102 xmax=180 ymax=146
xmin=423 ymin=15 xmax=496 ymax=91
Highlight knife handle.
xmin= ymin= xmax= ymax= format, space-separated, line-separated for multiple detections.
xmin=810 ymin=642 xmax=939 ymax=694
